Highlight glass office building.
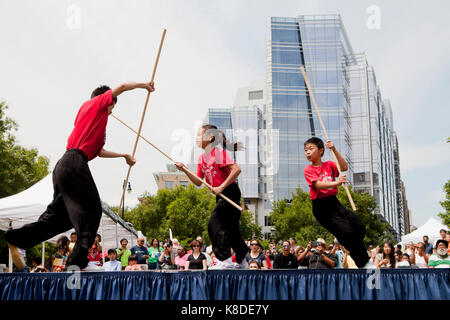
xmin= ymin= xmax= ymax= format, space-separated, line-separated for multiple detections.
xmin=268 ymin=15 xmax=354 ymax=201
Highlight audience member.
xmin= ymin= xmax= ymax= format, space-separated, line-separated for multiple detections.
xmin=125 ymin=254 xmax=143 ymax=271
xmin=428 ymin=239 xmax=449 ymax=268
xmin=273 ymin=241 xmax=298 ymax=269
xmin=186 ymin=240 xmax=207 ymax=270
xmin=68 ymin=232 xmax=77 ymax=254
xmin=423 ymin=236 xmax=433 ymax=255
xmin=375 ymin=242 xmax=396 ymax=268
xmin=298 ymin=241 xmax=337 ymax=269
xmin=147 ymin=238 xmax=162 ymax=270
xmin=103 ymin=249 xmax=122 ymax=271
xmin=52 ymin=236 xmax=70 ymax=272
xmin=248 ymin=260 xmax=261 ymax=270
xmin=88 ymin=234 xmax=102 ymax=267
xmin=410 ymin=242 xmax=429 ymax=268
xmin=246 ymin=239 xmax=268 ymax=269
xmin=158 ymin=240 xmax=176 ymax=270
xmin=116 ymin=238 xmax=132 ymax=270
xmin=175 ymin=246 xmax=188 ymax=270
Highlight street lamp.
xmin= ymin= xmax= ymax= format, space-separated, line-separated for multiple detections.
xmin=122 ymin=180 xmax=132 ymax=219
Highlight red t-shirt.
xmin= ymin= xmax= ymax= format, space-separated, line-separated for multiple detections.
xmin=304 ymin=161 xmax=339 ymax=200
xmin=66 ymin=90 xmax=113 ymax=161
xmin=197 ymin=147 xmax=235 ymax=187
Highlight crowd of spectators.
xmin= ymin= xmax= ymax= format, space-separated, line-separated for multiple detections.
xmin=3 ymin=229 xmax=449 ymax=272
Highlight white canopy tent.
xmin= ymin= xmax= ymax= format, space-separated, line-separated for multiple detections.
xmin=399 ymin=217 xmax=447 ymax=248
xmin=0 ymin=174 xmax=139 ymax=271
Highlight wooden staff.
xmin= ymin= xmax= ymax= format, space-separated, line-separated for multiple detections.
xmin=111 ymin=114 xmax=244 ymax=212
xmin=118 ymin=29 xmax=167 ymax=216
xmin=300 ymin=65 xmax=357 ymax=211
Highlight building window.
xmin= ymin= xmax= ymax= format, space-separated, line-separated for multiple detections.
xmin=264 ymin=183 xmax=267 ymax=193
xmin=249 ymin=90 xmax=263 ymax=100
xmin=165 ymin=181 xmax=174 ymax=189
xmin=180 ymin=181 xmax=189 ymax=188
xmin=264 ymin=216 xmax=272 ymax=227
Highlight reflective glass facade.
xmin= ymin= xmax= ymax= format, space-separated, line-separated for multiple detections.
xmin=269 ymin=15 xmax=353 ymax=201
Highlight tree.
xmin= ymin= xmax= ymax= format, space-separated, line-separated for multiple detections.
xmin=124 ymin=184 xmax=261 ymax=246
xmin=0 ymin=102 xmax=50 ymax=197
xmin=269 ymin=186 xmax=395 ymax=247
xmin=0 ymin=101 xmax=50 ymax=266
xmin=438 ymin=179 xmax=450 ymax=229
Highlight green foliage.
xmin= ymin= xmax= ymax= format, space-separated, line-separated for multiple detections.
xmin=0 ymin=102 xmax=50 ymax=197
xmin=124 ymin=185 xmax=261 ymax=246
xmin=269 ymin=186 xmax=396 ymax=247
xmin=438 ymin=179 xmax=450 ymax=229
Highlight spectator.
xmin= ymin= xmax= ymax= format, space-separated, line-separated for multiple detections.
xmin=52 ymin=236 xmax=70 ymax=272
xmin=246 ymin=239 xmax=268 ymax=269
xmin=147 ymin=238 xmax=162 ymax=270
xmin=172 ymin=238 xmax=180 ymax=257
xmin=273 ymin=241 xmax=298 ymax=269
xmin=439 ymin=229 xmax=447 ymax=241
xmin=342 ymin=246 xmax=358 ymax=269
xmin=158 ymin=240 xmax=176 ymax=270
xmin=175 ymin=246 xmax=188 ymax=270
xmin=394 ymin=250 xmax=402 ymax=265
xmin=447 ymin=234 xmax=450 ymax=255
xmin=423 ymin=236 xmax=433 ymax=255
xmin=186 ymin=240 xmax=207 ymax=270
xmin=116 ymin=238 xmax=132 ymax=270
xmin=196 ymin=236 xmax=207 ymax=252
xmin=289 ymin=237 xmax=299 ymax=254
xmin=88 ymin=234 xmax=102 ymax=266
xmin=204 ymin=246 xmax=214 ymax=268
xmin=248 ymin=260 xmax=261 ymax=270
xmin=131 ymin=237 xmax=149 ymax=265
xmin=331 ymin=241 xmax=345 ymax=268
xmin=396 ymin=253 xmax=418 ymax=269
xmin=410 ymin=242 xmax=429 ymax=268
xmin=69 ymin=232 xmax=77 ymax=254
xmin=30 ymin=259 xmax=47 ymax=273
xmin=316 ymin=238 xmax=329 ymax=253
xmin=375 ymin=242 xmax=396 ymax=268
xmin=103 ymin=249 xmax=122 ymax=271
xmin=428 ymin=239 xmax=450 ymax=268
xmin=298 ymin=241 xmax=337 ymax=269
xmin=396 ymin=244 xmax=402 ymax=252
xmin=405 ymin=242 xmax=415 ymax=256
xmin=125 ymin=254 xmax=142 ymax=271
xmin=264 ymin=249 xmax=273 ymax=269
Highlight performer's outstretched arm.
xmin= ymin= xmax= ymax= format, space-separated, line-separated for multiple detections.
xmin=111 ymin=81 xmax=155 ymax=98
xmin=98 ymin=149 xmax=136 ymax=166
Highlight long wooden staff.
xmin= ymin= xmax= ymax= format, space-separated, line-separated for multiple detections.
xmin=112 ymin=114 xmax=244 ymax=212
xmin=300 ymin=66 xmax=357 ymax=211
xmin=118 ymin=29 xmax=167 ymax=216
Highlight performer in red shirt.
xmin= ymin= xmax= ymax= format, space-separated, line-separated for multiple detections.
xmin=175 ymin=124 xmax=249 ymax=269
xmin=304 ymin=137 xmax=370 ymax=268
xmin=6 ymin=81 xmax=154 ymax=271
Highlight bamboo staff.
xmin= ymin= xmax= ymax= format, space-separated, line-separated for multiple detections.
xmin=300 ymin=65 xmax=357 ymax=211
xmin=111 ymin=114 xmax=244 ymax=212
xmin=118 ymin=29 xmax=166 ymax=216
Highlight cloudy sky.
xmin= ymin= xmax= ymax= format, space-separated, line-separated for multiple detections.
xmin=0 ymin=0 xmax=449 ymax=229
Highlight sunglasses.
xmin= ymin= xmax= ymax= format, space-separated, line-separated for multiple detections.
xmin=250 ymin=243 xmax=258 ymax=246
xmin=192 ymin=245 xmax=200 ymax=247
xmin=283 ymin=245 xmax=291 ymax=248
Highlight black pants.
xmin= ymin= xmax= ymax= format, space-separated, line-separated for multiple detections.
xmin=5 ymin=149 xmax=102 ymax=269
xmin=312 ymin=196 xmax=369 ymax=268
xmin=208 ymin=183 xmax=249 ymax=263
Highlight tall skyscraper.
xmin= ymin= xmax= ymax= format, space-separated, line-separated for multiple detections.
xmin=202 ymin=15 xmax=406 ymax=240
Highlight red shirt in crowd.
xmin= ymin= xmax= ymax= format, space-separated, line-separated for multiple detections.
xmin=197 ymin=147 xmax=235 ymax=187
xmin=66 ymin=90 xmax=113 ymax=161
xmin=304 ymin=161 xmax=339 ymax=200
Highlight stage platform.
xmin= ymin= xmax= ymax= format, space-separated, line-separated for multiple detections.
xmin=0 ymin=269 xmax=448 ymax=300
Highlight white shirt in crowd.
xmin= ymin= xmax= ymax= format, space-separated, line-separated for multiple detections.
xmin=103 ymin=259 xmax=122 ymax=271
xmin=414 ymin=254 xmax=428 ymax=268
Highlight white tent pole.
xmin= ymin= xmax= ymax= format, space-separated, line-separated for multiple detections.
xmin=8 ymin=219 xmax=12 ymax=273
xmin=41 ymin=241 xmax=45 ymax=266
xmin=101 ymin=222 xmax=105 ymax=266
xmin=115 ymin=223 xmax=118 ymax=249
xmin=8 ymin=248 xmax=12 ymax=273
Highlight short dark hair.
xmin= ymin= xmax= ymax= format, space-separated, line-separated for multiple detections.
xmin=128 ymin=254 xmax=138 ymax=262
xmin=436 ymin=239 xmax=448 ymax=248
xmin=304 ymin=137 xmax=325 ymax=157
xmin=107 ymin=249 xmax=116 ymax=255
xmin=120 ymin=238 xmax=128 ymax=244
xmin=440 ymin=229 xmax=447 ymax=233
xmin=91 ymin=85 xmax=117 ymax=104
xmin=70 ymin=232 xmax=77 ymax=236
